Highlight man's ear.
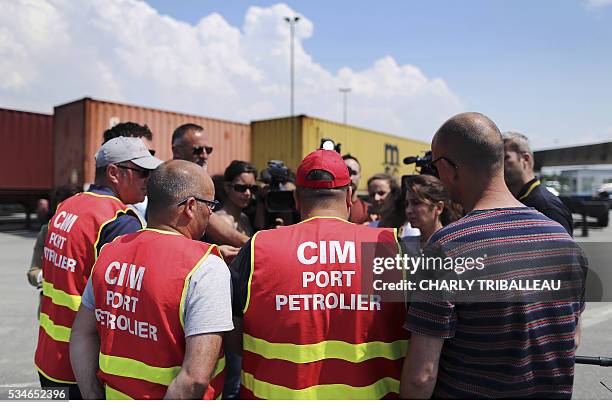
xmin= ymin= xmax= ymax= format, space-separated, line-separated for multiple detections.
xmin=171 ymin=144 xmax=180 ymax=159
xmin=181 ymin=197 xmax=197 ymax=221
xmin=346 ymin=187 xmax=353 ymax=209
xmin=523 ymin=152 xmax=534 ymax=168
xmin=106 ymin=164 xmax=121 ymax=185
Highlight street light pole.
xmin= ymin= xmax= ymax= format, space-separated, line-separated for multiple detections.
xmin=285 ymin=16 xmax=300 ymax=119
xmin=339 ymin=88 xmax=351 ymax=125
xmin=284 ymin=16 xmax=300 ymax=144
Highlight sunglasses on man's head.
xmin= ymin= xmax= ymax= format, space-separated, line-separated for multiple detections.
xmin=193 ymin=146 xmax=213 ymax=155
xmin=232 ymin=184 xmax=258 ymax=193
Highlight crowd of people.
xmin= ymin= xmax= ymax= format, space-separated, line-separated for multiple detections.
xmin=28 ymin=112 xmax=586 ymax=400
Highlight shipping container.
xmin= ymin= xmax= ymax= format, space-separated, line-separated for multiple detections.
xmin=0 ymin=108 xmax=54 ymax=215
xmin=53 ymin=97 xmax=251 ymax=187
xmin=0 ymin=108 xmax=54 ymax=191
xmin=251 ymin=115 xmax=430 ymax=191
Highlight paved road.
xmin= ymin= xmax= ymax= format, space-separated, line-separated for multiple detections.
xmin=0 ymin=229 xmax=610 ymax=399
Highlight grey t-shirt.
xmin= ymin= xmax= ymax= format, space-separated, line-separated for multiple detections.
xmin=81 ymin=254 xmax=233 ymax=337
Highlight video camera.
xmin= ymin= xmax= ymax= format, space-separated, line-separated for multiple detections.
xmin=401 ymin=150 xmax=438 ymax=204
xmin=259 ymin=160 xmax=298 ymax=228
xmin=259 ymin=140 xmax=343 ymax=229
xmin=402 ymin=150 xmax=437 ymax=178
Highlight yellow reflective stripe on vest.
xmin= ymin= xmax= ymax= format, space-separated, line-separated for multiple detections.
xmin=241 ymin=371 xmax=399 ymax=400
xmin=244 ymin=333 xmax=408 ymax=364
xmin=41 ymin=280 xmax=81 ymax=312
xmin=243 ymin=231 xmax=260 ymax=314
xmin=179 ymin=245 xmax=215 ymax=329
xmin=99 ymin=353 xmax=180 ymax=386
xmin=39 ymin=312 xmax=71 ymax=342
xmin=213 ymin=355 xmax=226 ymax=378
xmin=35 ymin=364 xmax=77 ymax=385
xmin=105 ymin=385 xmax=133 ymax=400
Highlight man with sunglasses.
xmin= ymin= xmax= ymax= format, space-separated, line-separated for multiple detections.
xmin=171 ymin=123 xmax=248 ymax=255
xmin=35 ymin=137 xmax=162 ymax=398
xmin=71 ymin=160 xmax=232 ymax=399
xmin=103 ymin=122 xmax=157 ymax=220
xmin=171 ymin=123 xmax=214 ymax=170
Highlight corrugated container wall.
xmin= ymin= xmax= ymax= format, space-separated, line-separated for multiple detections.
xmin=0 ymin=108 xmax=53 ymax=190
xmin=54 ymin=98 xmax=251 ymax=187
xmin=251 ymin=116 xmax=430 ymax=191
xmin=250 ymin=116 xmax=303 ymax=172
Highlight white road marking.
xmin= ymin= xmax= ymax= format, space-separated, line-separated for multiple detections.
xmin=0 ymin=382 xmax=39 ymax=388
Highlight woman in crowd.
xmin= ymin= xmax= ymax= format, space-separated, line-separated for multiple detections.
xmin=216 ymin=160 xmax=258 ymax=238
xmin=404 ymin=174 xmax=461 ymax=245
xmin=215 ymin=160 xmax=259 ymax=399
xmin=367 ymin=173 xmax=405 ymax=228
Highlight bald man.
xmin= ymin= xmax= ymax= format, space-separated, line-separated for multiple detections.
xmin=71 ymin=160 xmax=233 ymax=399
xmin=401 ymin=113 xmax=586 ymax=399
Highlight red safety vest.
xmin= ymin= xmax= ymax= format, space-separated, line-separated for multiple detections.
xmin=91 ymin=229 xmax=226 ymax=400
xmin=35 ymin=192 xmax=140 ymax=383
xmin=241 ymin=216 xmax=408 ymax=399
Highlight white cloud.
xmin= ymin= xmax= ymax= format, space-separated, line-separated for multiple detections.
xmin=0 ymin=0 xmax=462 ymax=141
xmin=585 ymin=0 xmax=612 ymax=8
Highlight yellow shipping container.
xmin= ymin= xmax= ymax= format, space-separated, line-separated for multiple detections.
xmin=251 ymin=115 xmax=430 ymax=192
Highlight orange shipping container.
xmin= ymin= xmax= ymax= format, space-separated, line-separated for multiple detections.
xmin=0 ymin=107 xmax=53 ymax=191
xmin=53 ymin=97 xmax=251 ymax=188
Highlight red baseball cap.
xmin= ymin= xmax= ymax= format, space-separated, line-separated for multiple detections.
xmin=296 ymin=149 xmax=351 ymax=189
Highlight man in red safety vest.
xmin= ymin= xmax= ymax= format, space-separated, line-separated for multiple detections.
xmin=228 ymin=148 xmax=408 ymax=399
xmin=35 ymin=137 xmax=162 ymax=399
xmin=70 ymin=160 xmax=233 ymax=399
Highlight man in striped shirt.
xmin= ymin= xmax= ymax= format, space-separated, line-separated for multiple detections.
xmin=400 ymin=113 xmax=586 ymax=399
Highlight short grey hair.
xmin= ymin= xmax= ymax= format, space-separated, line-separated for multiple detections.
xmin=502 ymin=131 xmax=532 ymax=155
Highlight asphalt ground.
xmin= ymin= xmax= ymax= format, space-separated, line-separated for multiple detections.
xmin=0 ymin=227 xmax=610 ymax=399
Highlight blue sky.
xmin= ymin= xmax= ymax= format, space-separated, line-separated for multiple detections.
xmin=2 ymin=0 xmax=611 ymax=150
xmin=146 ymin=0 xmax=612 ymax=149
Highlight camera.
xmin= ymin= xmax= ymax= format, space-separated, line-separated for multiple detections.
xmin=259 ymin=160 xmax=298 ymax=228
xmin=403 ymin=150 xmax=438 ymax=178
xmin=260 ymin=160 xmax=291 ymax=191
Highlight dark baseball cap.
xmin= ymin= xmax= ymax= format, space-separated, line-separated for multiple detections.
xmin=296 ymin=149 xmax=351 ymax=189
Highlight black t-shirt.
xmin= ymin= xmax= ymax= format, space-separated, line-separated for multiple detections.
xmin=228 ymin=239 xmax=252 ymax=317
xmin=518 ymin=178 xmax=573 ymax=236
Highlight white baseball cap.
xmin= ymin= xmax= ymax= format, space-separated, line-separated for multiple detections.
xmin=95 ymin=137 xmax=163 ymax=169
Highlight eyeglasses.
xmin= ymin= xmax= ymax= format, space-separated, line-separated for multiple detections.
xmin=116 ymin=164 xmax=151 ymax=178
xmin=176 ymin=196 xmax=219 ymax=211
xmin=428 ymin=156 xmax=458 ymax=171
xmin=193 ymin=146 xmax=213 ymax=155
xmin=232 ymin=184 xmax=258 ymax=193
xmin=148 ymin=149 xmax=156 ymax=156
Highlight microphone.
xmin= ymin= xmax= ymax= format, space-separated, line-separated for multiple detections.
xmin=403 ymin=156 xmax=419 ymax=165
